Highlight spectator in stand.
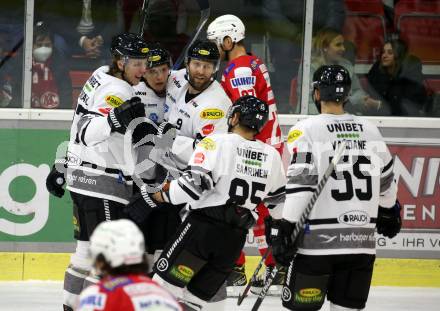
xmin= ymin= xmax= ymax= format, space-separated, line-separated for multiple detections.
xmin=31 ymin=21 xmax=72 ymax=109
xmin=366 ymin=39 xmax=427 ymax=116
xmin=298 ymin=28 xmax=380 ymax=114
xmin=35 ymin=0 xmax=121 ymax=59
xmin=262 ymin=0 xmax=346 ymax=113
xmin=0 ymin=32 xmax=21 ymax=108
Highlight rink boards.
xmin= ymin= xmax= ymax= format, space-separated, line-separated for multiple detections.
xmin=0 ymin=113 xmax=439 ymax=285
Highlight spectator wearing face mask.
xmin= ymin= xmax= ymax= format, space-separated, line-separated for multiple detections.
xmin=31 ymin=21 xmax=72 ymax=109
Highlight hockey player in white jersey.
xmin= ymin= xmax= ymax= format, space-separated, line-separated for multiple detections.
xmin=48 ymin=33 xmax=151 ymax=311
xmin=133 ymin=43 xmax=171 ymax=124
xmin=265 ymin=65 xmax=402 ymax=311
xmin=144 ymin=96 xmax=286 ymax=311
xmin=165 ymin=39 xmax=232 ymax=168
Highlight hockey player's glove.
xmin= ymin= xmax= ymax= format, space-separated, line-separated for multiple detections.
xmin=265 ymin=216 xmax=297 ymax=266
xmin=46 ymin=159 xmax=67 ymax=198
xmin=377 ymin=200 xmax=402 ymax=238
xmin=107 ymin=96 xmax=146 ymax=134
xmin=124 ymin=184 xmax=159 ymax=223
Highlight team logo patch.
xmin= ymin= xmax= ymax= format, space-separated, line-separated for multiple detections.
xmin=287 ymin=129 xmax=302 ymax=143
xmin=156 ymin=258 xmax=169 ymax=272
xmin=198 ymin=49 xmax=210 ymax=56
xmin=148 ymin=55 xmax=161 ymax=62
xmin=230 ymin=76 xmax=256 ymax=88
xmin=98 ymin=107 xmax=111 ymax=115
xmin=141 ymin=47 xmax=149 ymax=53
xmin=202 ymin=124 xmax=215 ymax=135
xmin=282 ymin=287 xmax=292 ymax=302
xmin=200 ymin=108 xmax=224 ymax=120
xmin=103 ymin=277 xmax=131 ymax=291
xmin=105 ymin=95 xmax=124 ymax=107
xmin=198 ymin=137 xmax=216 ymax=150
xmin=149 ymin=113 xmax=158 ymax=122
xmin=193 ymin=152 xmax=205 ymax=164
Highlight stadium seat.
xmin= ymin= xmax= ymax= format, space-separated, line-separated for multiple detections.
xmin=289 ymin=77 xmax=298 ymax=112
xmin=69 ymin=71 xmax=91 ymax=109
xmin=343 ymin=0 xmax=386 ymax=63
xmin=395 ymin=0 xmax=440 ymax=64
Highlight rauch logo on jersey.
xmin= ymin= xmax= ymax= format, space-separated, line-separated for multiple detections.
xmin=338 ymin=210 xmax=370 ymax=226
xmin=230 ymin=76 xmax=256 ymax=88
xmin=200 ymin=109 xmax=224 ymax=120
xmin=105 ymin=95 xmax=123 ymax=107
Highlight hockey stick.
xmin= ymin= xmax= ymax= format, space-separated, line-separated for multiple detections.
xmin=251 ymin=140 xmax=347 ymax=311
xmin=237 ymin=246 xmax=271 ymax=305
xmin=139 ymin=0 xmax=151 ymax=37
xmin=172 ymin=0 xmax=210 ymax=70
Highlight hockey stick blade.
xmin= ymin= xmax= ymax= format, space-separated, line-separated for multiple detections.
xmin=237 ymin=246 xmax=271 ymax=305
xmin=172 ymin=0 xmax=210 ymax=70
xmin=251 ymin=140 xmax=347 ymax=311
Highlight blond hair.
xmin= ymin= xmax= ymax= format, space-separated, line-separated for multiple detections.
xmin=312 ymin=28 xmax=343 ymax=65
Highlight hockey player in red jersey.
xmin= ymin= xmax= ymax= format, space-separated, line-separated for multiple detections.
xmin=76 ymin=219 xmax=182 ymax=311
xmin=207 ymin=14 xmax=284 ymax=295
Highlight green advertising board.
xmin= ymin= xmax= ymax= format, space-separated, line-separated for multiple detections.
xmin=0 ymin=128 xmax=74 ymax=242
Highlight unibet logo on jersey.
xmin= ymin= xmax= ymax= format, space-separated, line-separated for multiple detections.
xmin=200 ymin=108 xmax=224 ymax=120
xmin=105 ymin=95 xmax=124 ymax=107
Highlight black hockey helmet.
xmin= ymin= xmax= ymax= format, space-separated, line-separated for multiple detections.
xmin=228 ymin=95 xmax=269 ymax=133
xmin=312 ymin=65 xmax=351 ymax=103
xmin=146 ymin=43 xmax=172 ymax=68
xmin=185 ymin=39 xmax=220 ymax=70
xmin=110 ymin=33 xmax=149 ymax=58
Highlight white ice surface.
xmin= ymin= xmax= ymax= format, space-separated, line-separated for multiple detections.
xmin=0 ymin=281 xmax=439 ymax=310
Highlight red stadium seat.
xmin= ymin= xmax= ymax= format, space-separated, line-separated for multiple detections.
xmin=395 ymin=1 xmax=440 ymax=64
xmin=343 ymin=0 xmax=386 ymax=63
xmin=289 ymin=77 xmax=298 ymax=112
xmin=69 ymin=71 xmax=91 ymax=109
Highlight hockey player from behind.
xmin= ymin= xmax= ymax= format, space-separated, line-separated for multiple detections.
xmin=146 ymin=95 xmax=286 ymax=311
xmin=48 ymin=33 xmax=151 ymax=311
xmin=76 ymin=219 xmax=182 ymax=311
xmin=265 ymin=65 xmax=401 ymax=311
xmin=207 ymin=14 xmax=284 ymax=294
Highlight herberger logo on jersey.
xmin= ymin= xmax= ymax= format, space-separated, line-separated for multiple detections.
xmin=193 ymin=152 xmax=205 ymax=164
xmin=287 ymin=129 xmax=302 ymax=143
xmin=202 ymin=124 xmax=215 ymax=135
xmin=338 ymin=211 xmax=370 ymax=226
xmin=198 ymin=138 xmax=216 ymax=150
xmin=105 ymin=95 xmax=124 ymax=107
xmin=200 ymin=108 xmax=224 ymax=120
xmin=230 ymin=76 xmax=256 ymax=88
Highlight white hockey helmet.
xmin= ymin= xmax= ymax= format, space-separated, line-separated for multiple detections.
xmin=207 ymin=14 xmax=245 ymax=46
xmin=89 ymin=219 xmax=145 ymax=268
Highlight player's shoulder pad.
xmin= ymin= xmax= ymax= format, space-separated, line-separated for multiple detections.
xmin=101 ymin=276 xmax=133 ymax=292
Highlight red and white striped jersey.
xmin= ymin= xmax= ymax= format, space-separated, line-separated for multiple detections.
xmin=221 ymin=54 xmax=283 ymax=154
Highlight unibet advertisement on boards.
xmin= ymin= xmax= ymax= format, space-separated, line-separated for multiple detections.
xmin=0 ymin=129 xmax=439 ymax=253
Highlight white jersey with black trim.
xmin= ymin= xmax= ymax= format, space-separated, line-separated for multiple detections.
xmin=133 ymin=80 xmax=166 ymax=123
xmin=164 ymin=69 xmax=232 ymax=169
xmin=66 ymin=65 xmax=137 ymax=204
xmin=165 ymin=69 xmax=232 ymax=138
xmin=284 ymin=113 xmax=397 ymax=256
xmin=167 ymin=133 xmax=286 ymax=219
